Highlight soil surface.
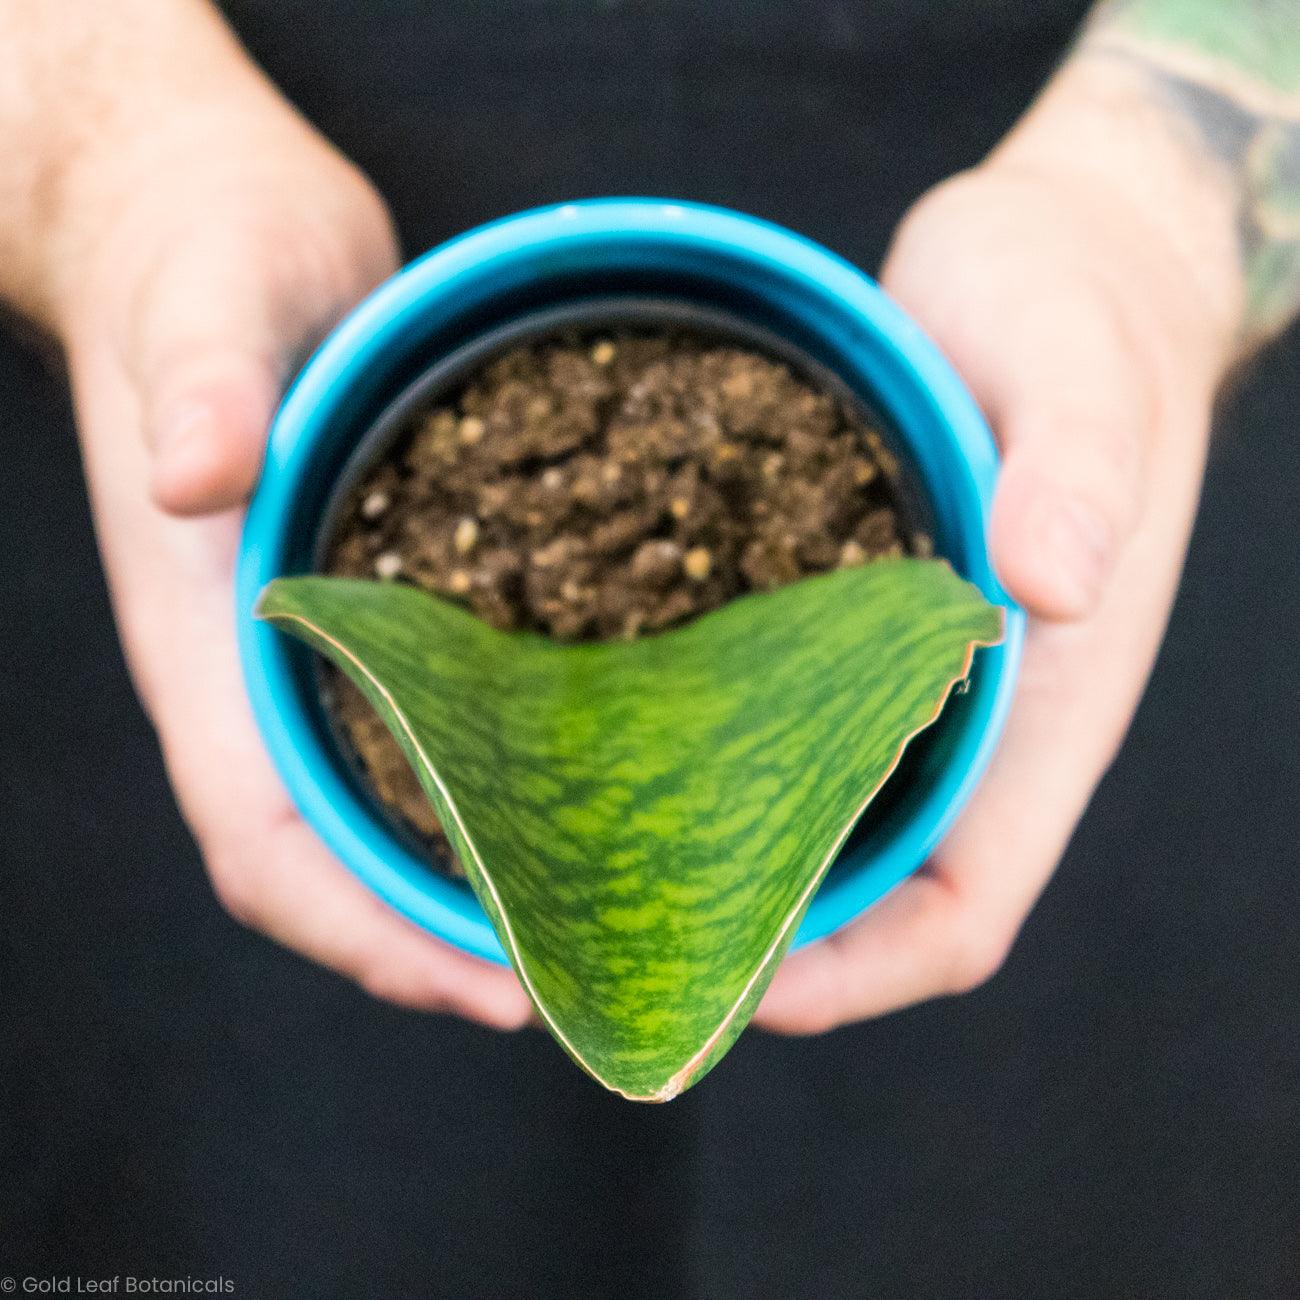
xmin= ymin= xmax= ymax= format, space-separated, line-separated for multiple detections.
xmin=323 ymin=329 xmax=929 ymax=866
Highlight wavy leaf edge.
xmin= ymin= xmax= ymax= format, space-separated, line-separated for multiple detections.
xmin=256 ymin=569 xmax=1002 ymax=1101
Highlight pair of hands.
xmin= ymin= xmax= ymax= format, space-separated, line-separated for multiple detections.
xmin=47 ymin=43 xmax=1239 ymax=1034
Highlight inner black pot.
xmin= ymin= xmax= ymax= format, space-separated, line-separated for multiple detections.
xmin=310 ymin=295 xmax=944 ymax=870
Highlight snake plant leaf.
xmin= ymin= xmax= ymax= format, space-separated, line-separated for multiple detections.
xmin=257 ymin=559 xmax=1001 ymax=1101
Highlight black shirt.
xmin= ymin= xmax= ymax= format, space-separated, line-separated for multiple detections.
xmin=7 ymin=4 xmax=1300 ymax=1298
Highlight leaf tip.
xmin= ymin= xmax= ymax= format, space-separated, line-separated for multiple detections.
xmin=252 ymin=578 xmax=290 ymax=623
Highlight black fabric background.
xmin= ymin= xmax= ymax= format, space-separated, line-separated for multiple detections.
xmin=3 ymin=3 xmax=1299 ymax=1296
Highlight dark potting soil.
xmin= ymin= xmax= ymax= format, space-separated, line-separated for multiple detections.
xmin=323 ymin=330 xmax=929 ymax=868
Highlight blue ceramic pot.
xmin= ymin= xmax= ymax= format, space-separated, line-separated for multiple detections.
xmin=236 ymin=198 xmax=1025 ymax=964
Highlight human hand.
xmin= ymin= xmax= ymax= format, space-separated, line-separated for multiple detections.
xmin=43 ymin=7 xmax=531 ymax=1025
xmin=757 ymin=59 xmax=1245 ymax=1031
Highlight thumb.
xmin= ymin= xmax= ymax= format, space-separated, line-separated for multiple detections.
xmin=977 ymin=290 xmax=1151 ymax=622
xmin=882 ymin=184 xmax=1154 ymax=622
xmin=125 ymin=234 xmax=303 ymax=516
xmin=124 ymin=226 xmax=382 ymax=518
xmin=144 ymin=348 xmax=279 ymax=519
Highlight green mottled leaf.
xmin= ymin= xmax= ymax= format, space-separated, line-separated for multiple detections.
xmin=257 ymin=559 xmax=1001 ymax=1100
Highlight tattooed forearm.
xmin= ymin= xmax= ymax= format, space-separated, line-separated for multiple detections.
xmin=1081 ymin=0 xmax=1300 ymax=342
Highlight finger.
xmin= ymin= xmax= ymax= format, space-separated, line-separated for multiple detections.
xmin=68 ymin=331 xmax=530 ymax=1029
xmin=757 ymin=623 xmax=1095 ymax=1032
xmin=121 ymin=233 xmax=296 ymax=516
xmin=146 ymin=561 xmax=530 ymax=1027
xmin=755 ymin=628 xmax=1120 ymax=1033
xmin=756 ymin=871 xmax=985 ymax=1034
xmin=979 ymin=294 xmax=1151 ymax=623
xmin=757 ymin=375 xmax=1210 ymax=1033
xmin=121 ymin=213 xmax=395 ymax=518
xmin=131 ymin=504 xmax=532 ymax=1025
xmin=164 ymin=526 xmax=533 ymax=1027
xmin=757 ymin=636 xmax=1114 ymax=1032
xmin=210 ymin=785 xmax=534 ymax=1028
xmin=171 ymin=609 xmax=530 ymax=1025
xmin=881 ymin=177 xmax=1156 ymax=621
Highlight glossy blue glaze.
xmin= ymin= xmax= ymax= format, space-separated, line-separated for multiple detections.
xmin=236 ymin=199 xmax=1025 ymax=964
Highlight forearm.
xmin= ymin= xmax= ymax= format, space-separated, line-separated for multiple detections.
xmin=1064 ymin=0 xmax=1299 ymax=349
xmin=0 ymin=0 xmax=283 ymax=327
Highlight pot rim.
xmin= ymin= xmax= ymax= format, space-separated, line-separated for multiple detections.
xmin=236 ymin=198 xmax=1026 ymax=964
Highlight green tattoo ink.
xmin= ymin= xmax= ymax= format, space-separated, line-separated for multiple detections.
xmin=1086 ymin=0 xmax=1300 ymax=340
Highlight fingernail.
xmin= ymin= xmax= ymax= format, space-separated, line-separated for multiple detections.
xmin=1045 ymin=495 xmax=1113 ymax=611
xmin=153 ymin=399 xmax=217 ymax=460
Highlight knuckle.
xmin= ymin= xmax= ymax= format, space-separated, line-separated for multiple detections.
xmin=942 ymin=916 xmax=1014 ymax=995
xmin=886 ymin=172 xmax=984 ymax=281
xmin=757 ymin=964 xmax=842 ymax=1037
xmin=1061 ymin=478 xmax=1136 ymax=569
xmin=1067 ymin=296 xmax=1156 ymax=507
xmin=891 ymin=167 xmax=1058 ymax=275
xmin=779 ymin=961 xmax=846 ymax=1037
xmin=353 ymin=954 xmax=434 ymax=1009
xmin=895 ymin=171 xmax=983 ymax=242
xmin=351 ymin=951 xmax=416 ymax=998
xmin=355 ymin=960 xmax=402 ymax=1004
xmin=206 ymin=853 xmax=260 ymax=928
xmin=1074 ymin=412 xmax=1143 ymax=482
xmin=776 ymin=998 xmax=840 ymax=1038
xmin=797 ymin=1006 xmax=843 ymax=1037
xmin=1031 ymin=415 xmax=1146 ymax=551
xmin=1080 ymin=421 xmax=1147 ymax=525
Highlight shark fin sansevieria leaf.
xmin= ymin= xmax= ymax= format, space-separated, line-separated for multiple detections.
xmin=257 ymin=558 xmax=1002 ymax=1100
